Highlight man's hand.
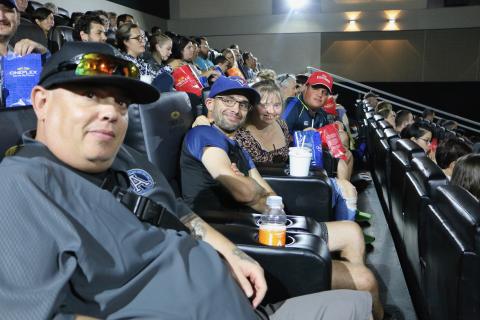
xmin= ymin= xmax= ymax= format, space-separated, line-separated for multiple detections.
xmin=225 ymin=248 xmax=267 ymax=308
xmin=13 ymin=39 xmax=48 ymax=56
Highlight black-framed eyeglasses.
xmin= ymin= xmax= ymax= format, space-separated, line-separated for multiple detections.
xmin=215 ymin=96 xmax=252 ymax=112
xmin=49 ymin=53 xmax=140 ymax=80
xmin=130 ymin=34 xmax=146 ymax=42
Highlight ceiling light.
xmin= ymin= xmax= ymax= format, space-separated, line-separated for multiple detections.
xmin=287 ymin=0 xmax=307 ymax=10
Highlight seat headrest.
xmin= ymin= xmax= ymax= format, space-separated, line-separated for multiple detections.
xmin=373 ymin=114 xmax=384 ymax=122
xmin=412 ymin=157 xmax=447 ymax=197
xmin=435 ymin=185 xmax=480 ymax=239
xmin=396 ymin=139 xmax=425 ymax=160
xmin=384 ymin=128 xmax=399 ymax=139
xmin=365 ymin=112 xmax=374 ymax=119
xmin=0 ymin=108 xmax=37 ymax=161
xmin=378 ymin=120 xmax=392 ymax=130
xmin=125 ymin=91 xmax=193 ymax=180
xmin=375 ymin=128 xmax=385 ymax=139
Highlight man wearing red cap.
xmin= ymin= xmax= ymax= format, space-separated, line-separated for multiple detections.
xmin=281 ymin=70 xmax=333 ymax=134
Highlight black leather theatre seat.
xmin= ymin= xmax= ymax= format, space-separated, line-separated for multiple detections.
xmin=212 ymin=223 xmax=331 ymax=304
xmin=383 ymin=128 xmax=399 ymax=150
xmin=403 ymin=156 xmax=447 ymax=291
xmin=423 ymin=185 xmax=480 ymax=320
xmin=0 ymin=108 xmax=36 ymax=162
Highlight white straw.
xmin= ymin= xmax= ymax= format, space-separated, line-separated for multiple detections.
xmin=311 ymin=119 xmax=314 ymax=127
xmin=300 ymin=136 xmax=306 ymax=149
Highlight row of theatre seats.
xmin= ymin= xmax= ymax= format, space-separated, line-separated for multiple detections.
xmin=11 ymin=16 xmax=74 ymax=54
xmin=359 ymin=103 xmax=480 ymax=320
xmin=0 ymin=92 xmax=343 ymax=305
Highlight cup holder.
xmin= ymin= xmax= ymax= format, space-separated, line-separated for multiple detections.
xmin=253 ymin=234 xmax=296 ymax=247
xmin=256 ymin=218 xmax=293 ymax=228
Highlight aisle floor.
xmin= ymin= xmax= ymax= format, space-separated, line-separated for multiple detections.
xmin=357 ymin=179 xmax=417 ymax=320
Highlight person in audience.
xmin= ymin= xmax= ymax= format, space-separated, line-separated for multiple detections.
xmin=116 ymin=13 xmax=134 ymax=28
xmin=442 ymin=119 xmax=459 ymax=131
xmin=146 ymin=32 xmax=173 ymax=74
xmin=282 ymin=71 xmax=331 ymax=133
xmin=107 ymin=11 xmax=117 ymax=31
xmin=168 ymin=35 xmax=218 ymax=79
xmin=194 ymin=36 xmax=214 ymax=72
xmin=73 ymin=14 xmax=107 ymax=43
xmin=282 ymin=71 xmax=354 ymax=180
xmin=255 ymin=68 xmax=277 ymax=82
xmin=451 ymin=153 xmax=480 ymax=199
xmin=116 ymin=22 xmax=163 ymax=83
xmin=222 ymin=48 xmax=237 ymax=68
xmin=435 ymin=137 xmax=472 ymax=179
xmin=43 ymin=1 xmax=58 ymax=14
xmin=364 ymin=91 xmax=379 ymax=111
xmin=295 ymin=73 xmax=308 ymax=95
xmin=214 ymin=54 xmax=230 ymax=74
xmin=422 ymin=108 xmax=435 ymax=122
xmin=242 ymin=51 xmax=257 ymax=80
xmin=32 ymin=7 xmax=54 ymax=38
xmin=0 ymin=0 xmax=48 ymax=57
xmin=70 ymin=11 xmax=82 ymax=27
xmin=277 ymin=73 xmax=297 ymax=101
xmin=377 ymin=107 xmax=396 ymax=129
xmin=0 ymin=40 xmax=373 ymax=320
xmin=400 ymin=121 xmax=433 ymax=154
xmin=15 ymin=0 xmax=28 ymax=12
xmin=94 ymin=10 xmax=110 ymax=31
xmin=395 ymin=109 xmax=414 ymax=133
xmin=181 ymin=76 xmax=383 ymax=320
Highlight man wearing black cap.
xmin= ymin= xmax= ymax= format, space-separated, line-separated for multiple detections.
xmin=0 ymin=42 xmax=373 ymax=319
xmin=0 ymin=42 xmax=265 ymax=319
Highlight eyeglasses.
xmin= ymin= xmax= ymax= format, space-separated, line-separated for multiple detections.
xmin=130 ymin=34 xmax=146 ymax=42
xmin=418 ymin=138 xmax=431 ymax=144
xmin=215 ymin=96 xmax=252 ymax=112
xmin=53 ymin=53 xmax=140 ymax=80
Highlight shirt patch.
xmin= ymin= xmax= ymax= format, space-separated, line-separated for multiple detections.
xmin=127 ymin=169 xmax=155 ymax=195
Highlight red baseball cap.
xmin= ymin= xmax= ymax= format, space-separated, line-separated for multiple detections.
xmin=306 ymin=71 xmax=333 ymax=93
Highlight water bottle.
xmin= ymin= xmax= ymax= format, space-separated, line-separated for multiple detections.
xmin=258 ymin=196 xmax=287 ymax=247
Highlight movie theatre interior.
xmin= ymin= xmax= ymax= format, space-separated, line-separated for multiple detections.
xmin=1 ymin=0 xmax=479 ymax=319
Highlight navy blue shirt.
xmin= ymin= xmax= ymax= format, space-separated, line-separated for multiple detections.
xmin=181 ymin=125 xmax=255 ymax=212
xmin=281 ymin=96 xmax=329 ymax=134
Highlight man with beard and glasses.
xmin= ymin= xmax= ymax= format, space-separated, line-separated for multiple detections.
xmin=181 ymin=76 xmax=383 ymax=320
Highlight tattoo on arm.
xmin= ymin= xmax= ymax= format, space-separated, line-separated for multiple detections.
xmin=180 ymin=212 xmax=207 ymax=240
xmin=232 ymin=247 xmax=257 ymax=264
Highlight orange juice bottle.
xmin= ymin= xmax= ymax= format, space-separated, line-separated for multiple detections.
xmin=258 ymin=196 xmax=287 ymax=247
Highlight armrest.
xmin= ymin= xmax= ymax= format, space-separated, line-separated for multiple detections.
xmin=199 ymin=210 xmax=324 ymax=235
xmin=255 ymin=165 xmax=334 ymax=222
xmin=263 ymin=175 xmax=333 ymax=222
xmin=212 ymin=223 xmax=332 ymax=304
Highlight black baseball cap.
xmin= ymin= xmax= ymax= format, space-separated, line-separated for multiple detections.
xmin=38 ymin=42 xmax=159 ymax=104
xmin=0 ymin=0 xmax=16 ymax=8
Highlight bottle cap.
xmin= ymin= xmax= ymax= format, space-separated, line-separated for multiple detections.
xmin=266 ymin=195 xmax=283 ymax=208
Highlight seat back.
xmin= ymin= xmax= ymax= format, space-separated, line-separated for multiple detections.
xmin=423 ymin=185 xmax=480 ymax=320
xmin=402 ymin=157 xmax=447 ymax=288
xmin=0 ymin=107 xmax=37 ymax=162
xmin=48 ymin=25 xmax=74 ymax=50
xmin=377 ymin=120 xmax=392 ymax=130
xmin=10 ymin=22 xmax=48 ymax=48
xmin=396 ymin=139 xmax=426 ymax=161
xmin=384 ymin=128 xmax=399 ymax=150
xmin=57 ymin=7 xmax=69 ymax=17
xmin=124 ymin=92 xmax=193 ymax=195
xmin=373 ymin=130 xmax=392 ymax=214
xmin=53 ymin=14 xmax=71 ymax=27
xmin=389 ymin=150 xmax=410 ymax=241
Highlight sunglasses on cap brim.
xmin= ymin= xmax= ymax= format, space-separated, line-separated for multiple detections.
xmin=54 ymin=53 xmax=140 ymax=80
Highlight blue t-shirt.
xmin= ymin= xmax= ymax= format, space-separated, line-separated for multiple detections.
xmin=194 ymin=56 xmax=214 ymax=72
xmin=180 ymin=125 xmax=256 ymax=212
